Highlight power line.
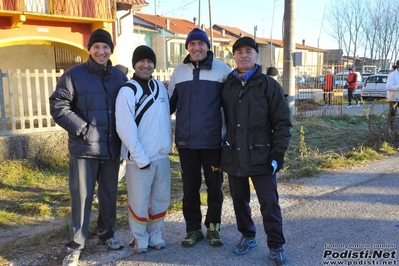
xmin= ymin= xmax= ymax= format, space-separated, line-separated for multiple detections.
xmin=162 ymin=0 xmax=198 ymax=15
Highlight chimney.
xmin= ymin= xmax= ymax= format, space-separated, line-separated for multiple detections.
xmin=193 ymin=17 xmax=197 ymax=26
xmin=166 ymin=19 xmax=170 ymax=30
xmin=302 ymin=39 xmax=305 ymax=46
xmin=201 ymin=24 xmax=205 ymax=30
xmin=221 ymin=29 xmax=225 ymax=36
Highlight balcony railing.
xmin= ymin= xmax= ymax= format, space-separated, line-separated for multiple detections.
xmin=0 ymin=0 xmax=116 ymax=20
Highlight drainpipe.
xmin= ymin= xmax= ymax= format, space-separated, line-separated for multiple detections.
xmin=118 ymin=8 xmax=132 ymax=36
xmin=116 ymin=2 xmax=133 ymax=37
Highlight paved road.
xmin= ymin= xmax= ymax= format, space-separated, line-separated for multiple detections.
xmin=76 ymin=155 xmax=399 ymax=266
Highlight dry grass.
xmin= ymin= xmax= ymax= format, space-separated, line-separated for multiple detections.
xmin=1 ymin=114 xmax=398 ymax=264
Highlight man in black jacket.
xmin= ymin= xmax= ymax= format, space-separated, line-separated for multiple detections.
xmin=221 ymin=36 xmax=291 ymax=266
xmin=50 ymin=28 xmax=128 ymax=266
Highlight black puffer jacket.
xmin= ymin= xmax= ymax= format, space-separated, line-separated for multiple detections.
xmin=221 ymin=66 xmax=292 ymax=177
xmin=49 ymin=57 xmax=128 ymax=159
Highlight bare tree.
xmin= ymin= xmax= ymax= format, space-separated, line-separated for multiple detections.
xmin=326 ymin=0 xmax=398 ymax=70
xmin=325 ymin=0 xmax=345 ymax=51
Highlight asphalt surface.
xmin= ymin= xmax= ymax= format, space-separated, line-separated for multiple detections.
xmin=75 ymin=154 xmax=399 ymax=266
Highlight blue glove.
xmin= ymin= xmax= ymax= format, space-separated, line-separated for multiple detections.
xmin=270 ymin=151 xmax=285 ymax=173
xmin=271 ymin=160 xmax=278 ymax=175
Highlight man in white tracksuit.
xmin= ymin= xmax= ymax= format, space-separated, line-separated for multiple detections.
xmin=115 ymin=45 xmax=172 ymax=254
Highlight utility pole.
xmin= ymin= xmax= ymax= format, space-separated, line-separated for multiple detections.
xmin=208 ymin=0 xmax=213 ymax=50
xmin=270 ymin=0 xmax=277 ymax=67
xmin=198 ymin=0 xmax=201 ymax=26
xmin=283 ymin=0 xmax=295 ymax=115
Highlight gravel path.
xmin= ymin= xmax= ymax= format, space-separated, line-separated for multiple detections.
xmin=4 ymin=154 xmax=399 ymax=266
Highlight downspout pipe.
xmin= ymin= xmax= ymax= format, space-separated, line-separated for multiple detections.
xmin=117 ymin=3 xmax=132 ymax=37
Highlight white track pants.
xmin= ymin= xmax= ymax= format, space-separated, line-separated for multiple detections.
xmin=126 ymin=157 xmax=171 ymax=249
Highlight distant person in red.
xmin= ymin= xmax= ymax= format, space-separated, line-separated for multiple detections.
xmin=346 ymin=68 xmax=360 ymax=108
xmin=323 ymin=69 xmax=335 ymax=107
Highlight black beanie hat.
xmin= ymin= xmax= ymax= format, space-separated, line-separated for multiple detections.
xmin=132 ymin=45 xmax=157 ymax=68
xmin=233 ymin=36 xmax=259 ymax=53
xmin=87 ymin=28 xmax=114 ymax=53
xmin=185 ymin=28 xmax=211 ymax=49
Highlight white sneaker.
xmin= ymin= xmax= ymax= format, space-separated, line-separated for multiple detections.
xmin=62 ymin=253 xmax=79 ymax=266
xmin=345 ymin=105 xmax=352 ymax=109
xmin=99 ymin=236 xmax=124 ymax=250
xmin=356 ymin=102 xmax=360 ymax=106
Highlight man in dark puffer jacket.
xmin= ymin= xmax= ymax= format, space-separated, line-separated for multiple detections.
xmin=221 ymin=37 xmax=291 ymax=266
xmin=50 ymin=28 xmax=128 ymax=266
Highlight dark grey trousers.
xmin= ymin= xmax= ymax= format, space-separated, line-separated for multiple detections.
xmin=66 ymin=155 xmax=120 ymax=255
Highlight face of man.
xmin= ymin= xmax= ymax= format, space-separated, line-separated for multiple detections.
xmin=133 ymin=59 xmax=154 ymax=80
xmin=234 ymin=45 xmax=258 ymax=72
xmin=187 ymin=40 xmax=209 ymax=62
xmin=89 ymin=42 xmax=112 ymax=66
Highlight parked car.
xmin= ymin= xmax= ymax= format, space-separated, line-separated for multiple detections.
xmin=316 ymin=75 xmax=324 ymax=89
xmin=378 ymin=69 xmax=390 ymax=74
xmin=357 ymin=76 xmax=368 ymax=89
xmin=295 ymin=75 xmax=306 ymax=86
xmin=360 ymin=74 xmax=388 ymax=99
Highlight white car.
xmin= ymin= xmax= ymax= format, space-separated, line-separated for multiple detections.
xmin=360 ymin=74 xmax=388 ymax=99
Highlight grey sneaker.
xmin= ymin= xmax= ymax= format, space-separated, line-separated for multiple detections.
xmin=62 ymin=253 xmax=79 ymax=266
xmin=233 ymin=236 xmax=257 ymax=255
xmin=99 ymin=236 xmax=124 ymax=250
xmin=206 ymin=223 xmax=223 ymax=247
xmin=269 ymin=247 xmax=289 ymax=266
xmin=181 ymin=229 xmax=204 ymax=247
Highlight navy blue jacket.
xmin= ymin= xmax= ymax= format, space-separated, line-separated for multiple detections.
xmin=49 ymin=57 xmax=128 ymax=159
xmin=169 ymin=51 xmax=231 ymax=149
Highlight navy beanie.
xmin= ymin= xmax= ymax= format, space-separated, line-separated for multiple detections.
xmin=87 ymin=28 xmax=114 ymax=53
xmin=132 ymin=45 xmax=157 ymax=68
xmin=233 ymin=36 xmax=259 ymax=53
xmin=185 ymin=28 xmax=211 ymax=49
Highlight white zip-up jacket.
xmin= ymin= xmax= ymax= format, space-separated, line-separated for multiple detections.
xmin=115 ymin=78 xmax=172 ymax=168
xmin=386 ymin=70 xmax=399 ymax=101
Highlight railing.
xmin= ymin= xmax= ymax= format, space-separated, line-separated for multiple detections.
xmin=1 ymin=66 xmax=358 ymax=136
xmin=0 ymin=69 xmax=63 ymax=136
xmin=0 ymin=0 xmax=115 ymax=20
xmin=0 ymin=68 xmax=172 ymax=136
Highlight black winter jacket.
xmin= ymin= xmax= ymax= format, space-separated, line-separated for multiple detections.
xmin=221 ymin=66 xmax=292 ymax=177
xmin=49 ymin=57 xmax=128 ymax=159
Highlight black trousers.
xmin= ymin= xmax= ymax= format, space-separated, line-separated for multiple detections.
xmin=228 ymin=173 xmax=286 ymax=249
xmin=388 ymin=101 xmax=399 ymax=129
xmin=323 ymin=89 xmax=333 ymax=105
xmin=347 ymin=88 xmax=358 ymax=105
xmin=178 ymin=148 xmax=224 ymax=232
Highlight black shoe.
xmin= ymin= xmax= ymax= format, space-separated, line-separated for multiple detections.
xmin=269 ymin=247 xmax=289 ymax=266
xmin=233 ymin=236 xmax=257 ymax=255
xmin=181 ymin=229 xmax=204 ymax=247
